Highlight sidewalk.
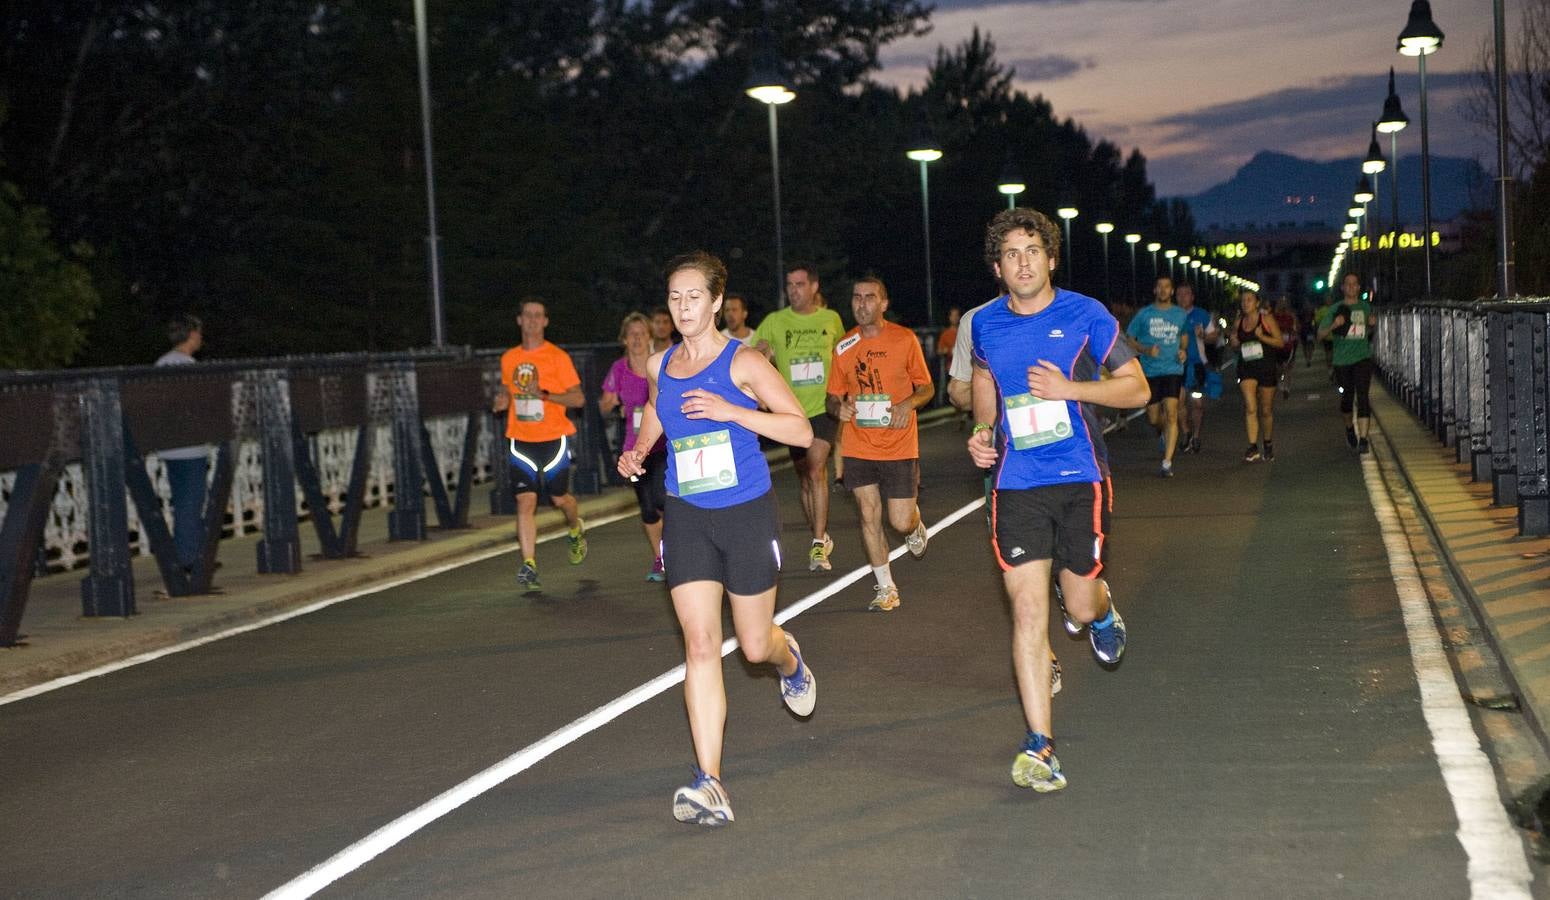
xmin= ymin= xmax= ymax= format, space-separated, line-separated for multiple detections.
xmin=1371 ymin=383 xmax=1550 ymax=753
xmin=0 ymin=485 xmax=639 ymax=697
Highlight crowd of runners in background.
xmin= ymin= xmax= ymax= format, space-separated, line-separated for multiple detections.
xmin=490 ymin=207 xmax=1376 ymax=826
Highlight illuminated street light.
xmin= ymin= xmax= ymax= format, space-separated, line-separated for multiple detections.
xmin=1165 ymin=248 xmax=1178 ymax=281
xmin=996 ymin=156 xmax=1026 ymax=210
xmin=1147 ymin=241 xmax=1162 ymax=278
xmin=1124 ymin=233 xmax=1141 ymax=304
xmin=906 ymin=113 xmax=943 ymax=325
xmin=1398 ymin=0 xmax=1444 ymax=295
xmin=1378 ymin=68 xmax=1409 ymax=302
xmin=1057 ymin=206 xmax=1079 ymax=286
xmin=746 ymin=39 xmax=796 ymax=306
xmin=1096 ymin=222 xmax=1115 ymax=303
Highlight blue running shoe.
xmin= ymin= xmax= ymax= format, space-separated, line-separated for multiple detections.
xmin=1089 ymin=601 xmax=1127 ymax=665
xmin=1011 ymin=732 xmax=1067 ymax=792
xmin=516 ymin=561 xmax=541 ymax=594
xmin=779 ymin=632 xmax=816 ymax=716
xmin=672 ymin=767 xmax=733 ymax=826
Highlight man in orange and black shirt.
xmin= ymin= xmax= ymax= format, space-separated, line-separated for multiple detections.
xmin=825 ymin=275 xmax=934 ymax=612
xmin=496 ymin=297 xmax=588 ymax=593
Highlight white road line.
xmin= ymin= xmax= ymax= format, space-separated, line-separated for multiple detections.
xmin=0 ymin=509 xmax=641 ymax=708
xmin=261 ymin=497 xmax=986 ymax=900
xmin=1360 ymin=453 xmax=1533 ymax=899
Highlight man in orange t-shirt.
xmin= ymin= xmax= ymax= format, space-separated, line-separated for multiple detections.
xmin=495 ymin=298 xmax=588 ymax=592
xmin=825 ymin=276 xmax=935 ymax=612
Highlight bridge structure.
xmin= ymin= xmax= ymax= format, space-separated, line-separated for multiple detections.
xmin=1 ymin=302 xmax=1549 ymax=897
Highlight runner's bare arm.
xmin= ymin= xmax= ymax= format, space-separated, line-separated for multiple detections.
xmin=1027 ymin=358 xmax=1148 ymax=410
xmin=967 ymin=365 xmax=999 ymax=469
xmin=544 ymin=384 xmax=585 ymax=409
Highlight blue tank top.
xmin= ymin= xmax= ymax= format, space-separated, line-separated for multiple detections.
xmin=657 ymin=340 xmax=771 ymax=509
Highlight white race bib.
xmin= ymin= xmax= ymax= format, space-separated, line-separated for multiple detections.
xmin=1004 ymin=393 xmax=1074 ymax=450
xmin=1240 ymin=341 xmax=1264 ymax=362
xmin=672 ymin=430 xmax=738 ymax=496
xmin=631 ymin=407 xmax=643 ymax=431
xmin=854 ymin=394 xmax=892 ymax=428
xmin=515 ymin=396 xmax=544 ymax=421
xmin=1347 ymin=312 xmax=1367 ymax=339
xmin=788 ymin=354 xmax=825 ymax=387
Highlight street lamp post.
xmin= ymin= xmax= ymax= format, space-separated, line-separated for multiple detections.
xmin=1057 ymin=206 xmax=1079 ymax=287
xmin=1355 ymin=176 xmax=1376 ymax=298
xmin=1492 ymin=0 xmax=1516 ymax=297
xmin=1398 ymin=0 xmax=1444 ymax=297
xmin=1165 ymin=249 xmax=1178 ymax=282
xmin=1362 ymin=126 xmax=1388 ymax=302
xmin=745 ymin=45 xmax=796 ymax=308
xmin=412 ymin=0 xmax=446 ymax=346
xmin=997 ymin=156 xmax=1026 ymax=210
xmin=907 ymin=115 xmax=944 ymax=327
xmin=1378 ymin=68 xmax=1409 ymax=303
xmin=1146 ymin=242 xmax=1162 ymax=280
xmin=1125 ymin=234 xmax=1141 ymax=305
xmin=1096 ymin=222 xmax=1114 ymax=305
xmin=1177 ymin=255 xmax=1190 ymax=291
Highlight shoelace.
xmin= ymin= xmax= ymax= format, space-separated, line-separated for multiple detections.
xmin=689 ymin=768 xmax=727 ymax=803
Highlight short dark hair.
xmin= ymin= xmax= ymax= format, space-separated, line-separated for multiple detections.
xmin=665 ymin=250 xmax=728 ymax=298
xmin=518 ymin=296 xmax=546 ymax=315
xmin=785 ymin=261 xmax=819 ymax=282
xmin=723 ymin=292 xmax=747 ymax=308
xmin=852 ymin=274 xmax=889 ymax=300
xmin=983 ymin=208 xmax=1061 ymax=272
xmin=650 ymin=305 xmax=671 ymax=319
xmin=167 ymin=314 xmax=202 ymax=346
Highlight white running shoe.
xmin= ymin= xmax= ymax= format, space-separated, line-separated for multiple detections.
xmin=868 ymin=583 xmax=900 ymax=611
xmin=672 ymin=768 xmax=733 ymax=826
xmin=779 ymin=632 xmax=817 ymax=716
xmin=905 ymin=517 xmax=928 ymax=558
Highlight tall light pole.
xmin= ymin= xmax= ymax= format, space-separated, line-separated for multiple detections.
xmin=906 ymin=115 xmax=943 ymax=326
xmin=1095 ymin=222 xmax=1114 ymax=304
xmin=1398 ymin=0 xmax=1443 ymax=297
xmin=1165 ymin=249 xmax=1178 ymax=282
xmin=1355 ymin=176 xmax=1376 ymax=298
xmin=1147 ymin=242 xmax=1162 ymax=280
xmin=1362 ymin=126 xmax=1388 ymax=302
xmin=1492 ymin=0 xmax=1516 ymax=297
xmin=1177 ymin=254 xmax=1190 ymax=290
xmin=1378 ymin=69 xmax=1409 ymax=303
xmin=1057 ymin=206 xmax=1079 ymax=287
xmin=412 ymin=0 xmax=446 ymax=346
xmin=746 ymin=43 xmax=795 ymax=308
xmin=997 ymin=156 xmax=1026 ymax=210
xmin=1125 ymin=233 xmax=1141 ymax=305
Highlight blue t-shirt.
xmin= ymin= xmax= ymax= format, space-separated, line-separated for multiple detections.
xmin=1182 ymin=307 xmax=1213 ymax=364
xmin=971 ymin=289 xmax=1137 ymax=490
xmin=1126 ymin=304 xmax=1189 ymax=377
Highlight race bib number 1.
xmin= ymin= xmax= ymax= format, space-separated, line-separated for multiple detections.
xmin=855 ymin=394 xmax=892 ymax=428
xmin=1240 ymin=341 xmax=1264 ymax=362
xmin=672 ymin=430 xmax=738 ymax=496
xmin=1004 ymin=393 xmax=1074 ymax=450
xmin=788 ymin=354 xmax=824 ymax=387
xmin=1347 ymin=312 xmax=1367 ymax=339
xmin=515 ymin=396 xmax=544 ymax=421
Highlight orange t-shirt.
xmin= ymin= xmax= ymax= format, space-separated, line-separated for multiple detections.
xmin=500 ymin=341 xmax=580 ymax=441
xmin=827 ymin=322 xmax=932 ymax=461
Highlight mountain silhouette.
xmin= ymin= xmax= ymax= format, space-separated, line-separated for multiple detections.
xmin=1182 ymin=150 xmax=1488 ymax=231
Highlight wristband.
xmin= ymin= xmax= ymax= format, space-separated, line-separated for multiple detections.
xmin=971 ymin=423 xmax=993 ymax=436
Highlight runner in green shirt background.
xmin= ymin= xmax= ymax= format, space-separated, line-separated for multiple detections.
xmin=1317 ymin=272 xmax=1376 ymax=454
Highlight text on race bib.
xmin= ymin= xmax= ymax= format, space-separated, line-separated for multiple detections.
xmin=1240 ymin=341 xmax=1264 ymax=361
xmin=672 ymin=430 xmax=738 ymax=496
xmin=1004 ymin=392 xmax=1074 ymax=450
xmin=788 ymin=354 xmax=825 ymax=387
xmin=1347 ymin=311 xmax=1367 ymax=339
xmin=854 ymin=394 xmax=892 ymax=428
xmin=515 ymin=396 xmax=545 ymax=421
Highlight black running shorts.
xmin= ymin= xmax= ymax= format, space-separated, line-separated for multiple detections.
xmin=991 ymin=481 xmax=1111 ymax=578
xmin=788 ymin=413 xmax=838 ymax=462
xmin=1147 ymin=374 xmax=1182 ymax=406
xmin=662 ymin=490 xmax=782 ymax=595
xmin=508 ymin=436 xmax=573 ymax=498
xmin=842 ymin=457 xmax=919 ymax=500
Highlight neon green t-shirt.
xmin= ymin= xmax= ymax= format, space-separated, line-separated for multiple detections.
xmin=754 ymin=306 xmax=845 ymax=417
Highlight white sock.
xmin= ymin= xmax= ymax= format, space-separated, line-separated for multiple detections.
xmin=872 ymin=564 xmax=894 ymax=589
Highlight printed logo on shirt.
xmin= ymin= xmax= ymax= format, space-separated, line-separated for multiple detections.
xmin=1049 ymin=329 xmax=1065 ymax=338
xmin=835 ymin=334 xmax=861 ymax=356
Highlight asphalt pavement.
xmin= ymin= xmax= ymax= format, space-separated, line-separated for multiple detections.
xmin=0 ymin=367 xmax=1539 ymax=898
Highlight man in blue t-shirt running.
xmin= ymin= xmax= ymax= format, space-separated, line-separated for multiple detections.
xmin=967 ymin=208 xmax=1150 ymax=793
xmin=1125 ymin=277 xmax=1189 ymax=477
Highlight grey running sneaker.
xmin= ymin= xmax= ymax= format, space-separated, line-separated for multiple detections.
xmin=1054 ymin=579 xmax=1078 ymax=635
xmin=808 ymin=539 xmax=832 ymax=572
xmin=868 ymin=583 xmax=900 ymax=612
xmin=672 ymin=768 xmax=733 ymax=826
xmin=1011 ymin=732 xmax=1067 ymax=792
xmin=905 ymin=517 xmax=928 ymax=558
xmin=516 ymin=562 xmax=541 ymax=594
xmin=779 ymin=632 xmax=816 ymax=716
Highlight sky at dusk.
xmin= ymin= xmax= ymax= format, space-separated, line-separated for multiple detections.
xmin=873 ymin=0 xmax=1494 ymax=196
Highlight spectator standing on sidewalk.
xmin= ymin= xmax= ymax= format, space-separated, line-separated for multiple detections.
xmin=155 ymin=314 xmax=210 ymax=576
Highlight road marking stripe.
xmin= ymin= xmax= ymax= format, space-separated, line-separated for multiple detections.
xmin=0 ymin=509 xmax=642 ymax=707
xmin=261 ymin=497 xmax=986 ymax=900
xmin=1361 ymin=453 xmax=1532 ymax=898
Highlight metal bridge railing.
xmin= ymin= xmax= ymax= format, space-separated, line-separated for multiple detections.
xmin=1375 ymin=298 xmax=1550 ymax=538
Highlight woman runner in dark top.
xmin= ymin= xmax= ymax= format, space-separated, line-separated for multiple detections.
xmin=618 ymin=251 xmax=816 ymax=827
xmin=1230 ymin=289 xmax=1284 ymax=463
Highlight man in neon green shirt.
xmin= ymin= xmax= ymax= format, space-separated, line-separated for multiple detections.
xmin=755 ymin=263 xmax=846 ymax=571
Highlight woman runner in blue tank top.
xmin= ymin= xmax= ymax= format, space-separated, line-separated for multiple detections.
xmin=616 ymin=251 xmax=818 ymax=827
